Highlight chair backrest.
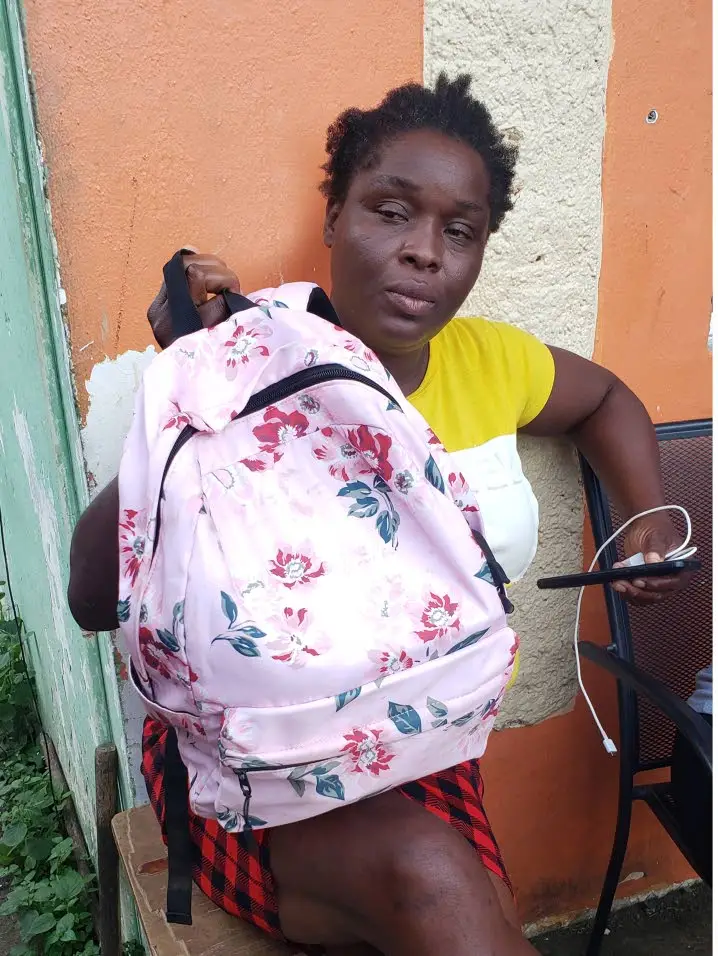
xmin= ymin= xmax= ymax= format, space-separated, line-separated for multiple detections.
xmin=581 ymin=420 xmax=712 ymax=773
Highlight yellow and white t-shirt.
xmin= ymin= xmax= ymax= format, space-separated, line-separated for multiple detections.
xmin=408 ymin=317 xmax=555 ymax=583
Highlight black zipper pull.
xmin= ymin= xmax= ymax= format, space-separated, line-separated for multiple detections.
xmin=236 ymin=770 xmax=253 ymax=830
xmin=472 ymin=530 xmax=514 ymax=615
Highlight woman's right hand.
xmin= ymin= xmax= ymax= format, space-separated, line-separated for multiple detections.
xmin=147 ymin=250 xmax=241 ymax=349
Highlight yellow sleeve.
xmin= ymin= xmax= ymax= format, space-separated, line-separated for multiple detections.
xmin=491 ymin=322 xmax=556 ymax=429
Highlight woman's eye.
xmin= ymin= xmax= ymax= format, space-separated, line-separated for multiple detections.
xmin=446 ymin=225 xmax=473 ymax=241
xmin=377 ymin=204 xmax=407 ymax=221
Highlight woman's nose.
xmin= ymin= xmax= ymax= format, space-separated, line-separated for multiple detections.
xmin=399 ymin=222 xmax=442 ymax=271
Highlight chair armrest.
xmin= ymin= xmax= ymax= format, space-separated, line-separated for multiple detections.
xmin=579 ymin=641 xmax=712 ymax=774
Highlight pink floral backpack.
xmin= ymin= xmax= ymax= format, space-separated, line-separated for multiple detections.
xmin=118 ymin=252 xmax=517 ymax=922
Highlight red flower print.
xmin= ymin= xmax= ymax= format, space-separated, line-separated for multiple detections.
xmin=394 ymin=470 xmax=415 ymax=495
xmin=266 ymin=607 xmax=324 ymax=667
xmin=426 ymin=427 xmax=442 ymax=447
xmin=223 ymin=324 xmax=271 ymax=379
xmin=253 ymin=407 xmax=310 ymax=453
xmin=139 ymin=626 xmax=172 ymax=680
xmin=341 ymin=728 xmax=395 ymax=776
xmin=119 ymin=509 xmax=146 ymax=587
xmin=298 ymin=395 xmax=321 ymax=415
xmin=163 ymin=401 xmax=192 ymax=432
xmin=335 ymin=333 xmax=376 ymax=366
xmin=416 ymin=592 xmax=461 ymax=643
xmin=448 ymin=472 xmax=478 ymax=513
xmin=346 ymin=426 xmax=393 ymax=481
xmin=138 ymin=625 xmax=198 ymax=684
xmin=312 ymin=428 xmax=360 ymax=480
xmin=368 ymin=647 xmax=415 ymax=678
xmin=270 ymin=550 xmax=325 ymax=588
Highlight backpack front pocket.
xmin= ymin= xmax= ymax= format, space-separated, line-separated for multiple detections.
xmin=215 ymin=624 xmax=515 ymax=830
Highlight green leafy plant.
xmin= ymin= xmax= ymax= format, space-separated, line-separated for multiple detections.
xmin=122 ymin=943 xmax=146 ymax=956
xmin=0 ymin=609 xmax=102 ymax=955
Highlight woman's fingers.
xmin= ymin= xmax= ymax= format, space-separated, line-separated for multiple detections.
xmin=147 ymin=251 xmax=241 ymax=348
xmin=182 ymin=253 xmax=241 ymax=303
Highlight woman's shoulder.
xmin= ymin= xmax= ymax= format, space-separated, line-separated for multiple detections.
xmin=438 ymin=315 xmax=546 ymax=357
xmin=433 ymin=316 xmax=555 ymax=430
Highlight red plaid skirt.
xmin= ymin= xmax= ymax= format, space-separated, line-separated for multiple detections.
xmin=142 ymin=716 xmax=511 ymax=941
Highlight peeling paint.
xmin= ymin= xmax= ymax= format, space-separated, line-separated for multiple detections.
xmin=82 ymin=346 xmax=156 ymax=492
xmin=12 ymin=403 xmax=101 ymax=840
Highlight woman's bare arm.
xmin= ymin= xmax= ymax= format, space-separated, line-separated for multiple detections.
xmin=68 ymin=478 xmax=121 ymax=631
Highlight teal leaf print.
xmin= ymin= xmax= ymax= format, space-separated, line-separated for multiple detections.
xmin=338 ymin=480 xmax=372 ymax=500
xmin=315 ymin=774 xmax=346 ymax=801
xmin=212 ymin=634 xmax=260 ymax=657
xmin=236 ymin=624 xmax=266 ymax=641
xmin=245 ymin=815 xmax=268 ymax=829
xmin=288 ymin=765 xmax=309 ymax=781
xmin=288 ymin=777 xmax=306 ymax=797
xmin=173 ymin=601 xmax=185 ymax=623
xmin=349 ymin=497 xmax=379 ymax=519
xmin=424 ymin=455 xmax=446 ymax=494
xmin=386 ymin=399 xmax=402 ymax=412
xmin=376 ymin=509 xmax=400 ymax=546
xmin=272 ymin=300 xmax=289 ymax=308
xmin=221 ymin=590 xmax=238 ymax=626
xmin=452 ymin=712 xmax=475 ymax=727
xmin=340 ymin=478 xmax=400 ymax=547
xmin=217 ymin=808 xmax=239 ymax=830
xmin=474 ymin=564 xmax=495 ymax=585
xmin=388 ymin=701 xmax=422 ymax=735
xmin=310 ymin=761 xmax=340 ymax=776
xmin=446 ymin=628 xmax=489 ymax=655
xmin=236 ymin=758 xmax=275 ymax=771
xmin=335 ymin=687 xmax=362 ymax=711
xmin=426 ymin=697 xmax=448 ymax=719
xmin=432 ymin=718 xmax=448 ymax=729
xmin=156 ymin=628 xmax=180 ymax=653
xmin=116 ymin=597 xmax=131 ymax=623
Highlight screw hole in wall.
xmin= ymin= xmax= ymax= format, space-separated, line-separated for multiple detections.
xmin=646 ymin=109 xmax=659 ymax=124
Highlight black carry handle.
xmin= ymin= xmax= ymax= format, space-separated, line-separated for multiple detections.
xmin=162 ymin=249 xmax=256 ymax=342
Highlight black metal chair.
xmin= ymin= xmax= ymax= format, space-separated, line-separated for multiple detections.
xmin=579 ymin=419 xmax=712 ymax=956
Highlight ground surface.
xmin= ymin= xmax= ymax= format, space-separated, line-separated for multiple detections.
xmin=0 ymin=881 xmax=710 ymax=954
xmin=533 ymin=883 xmax=711 ymax=955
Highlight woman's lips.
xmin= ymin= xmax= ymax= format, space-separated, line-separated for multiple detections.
xmin=384 ymin=289 xmax=436 ymax=317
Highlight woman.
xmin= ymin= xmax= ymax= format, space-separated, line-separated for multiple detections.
xmin=69 ymin=75 xmax=687 ymax=955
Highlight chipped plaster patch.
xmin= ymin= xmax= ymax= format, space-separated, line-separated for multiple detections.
xmin=81 ymin=346 xmax=156 ymax=492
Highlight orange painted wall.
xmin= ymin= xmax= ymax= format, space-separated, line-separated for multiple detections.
xmin=483 ymin=0 xmax=711 ymax=922
xmin=22 ymin=0 xmax=710 ymax=930
xmin=23 ymin=0 xmax=423 ymax=406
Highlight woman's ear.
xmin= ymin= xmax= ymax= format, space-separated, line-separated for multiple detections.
xmin=323 ymin=199 xmax=341 ymax=248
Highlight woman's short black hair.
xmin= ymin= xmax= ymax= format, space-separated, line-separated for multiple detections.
xmin=320 ymin=72 xmax=518 ymax=235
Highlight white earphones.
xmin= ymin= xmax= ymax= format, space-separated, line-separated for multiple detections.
xmin=574 ymin=505 xmax=695 ymax=755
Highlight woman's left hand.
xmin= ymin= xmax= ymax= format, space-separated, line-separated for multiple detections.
xmin=612 ymin=514 xmax=693 ymax=604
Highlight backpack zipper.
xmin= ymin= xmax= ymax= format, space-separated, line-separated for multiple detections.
xmin=152 ymin=364 xmax=398 ymax=557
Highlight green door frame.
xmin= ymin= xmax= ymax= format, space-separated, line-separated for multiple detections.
xmin=0 ymin=0 xmax=132 ymax=835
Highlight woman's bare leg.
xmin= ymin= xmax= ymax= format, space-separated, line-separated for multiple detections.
xmin=271 ymin=789 xmax=537 ymax=955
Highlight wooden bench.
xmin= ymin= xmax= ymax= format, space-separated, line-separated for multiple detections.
xmin=112 ymin=805 xmax=303 ymax=955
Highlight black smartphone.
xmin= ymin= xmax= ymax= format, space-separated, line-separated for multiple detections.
xmin=536 ymin=558 xmax=701 ymax=590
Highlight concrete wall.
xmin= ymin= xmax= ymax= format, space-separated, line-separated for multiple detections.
xmin=427 ymin=0 xmax=613 ymax=728
xmin=19 ymin=0 xmax=711 ymax=928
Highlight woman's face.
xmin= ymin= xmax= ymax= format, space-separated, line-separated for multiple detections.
xmin=324 ymin=128 xmax=491 ymax=359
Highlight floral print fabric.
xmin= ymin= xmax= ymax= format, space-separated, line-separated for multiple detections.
xmin=119 ymin=282 xmax=517 ymax=831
